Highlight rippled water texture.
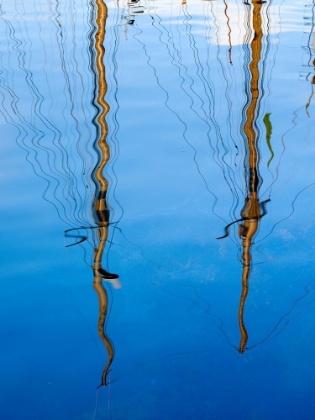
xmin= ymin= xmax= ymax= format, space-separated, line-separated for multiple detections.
xmin=1 ymin=0 xmax=315 ymax=419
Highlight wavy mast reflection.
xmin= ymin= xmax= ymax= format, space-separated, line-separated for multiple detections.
xmin=92 ymin=0 xmax=120 ymax=388
xmin=219 ymin=0 xmax=269 ymax=353
xmin=238 ymin=0 xmax=264 ymax=354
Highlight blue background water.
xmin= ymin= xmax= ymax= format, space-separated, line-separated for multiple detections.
xmin=1 ymin=0 xmax=315 ymax=419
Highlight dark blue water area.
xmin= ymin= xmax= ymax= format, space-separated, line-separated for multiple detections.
xmin=2 ymin=121 xmax=315 ymax=419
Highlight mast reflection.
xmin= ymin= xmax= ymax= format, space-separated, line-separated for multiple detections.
xmin=93 ymin=0 xmax=120 ymax=387
xmin=219 ymin=0 xmax=270 ymax=353
xmin=238 ymin=0 xmax=264 ymax=354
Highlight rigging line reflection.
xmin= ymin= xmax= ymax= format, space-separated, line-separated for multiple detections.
xmin=153 ymin=4 xmax=229 ymax=178
xmin=43 ymin=0 xmax=95 ymax=227
xmin=207 ymin=0 xmax=244 ymax=229
xmin=115 ymin=5 xmax=239 ymax=340
xmin=0 ymin=3 xmax=86 ymax=227
xmin=223 ymin=0 xmax=233 ymax=65
xmin=149 ymin=0 xmax=243 ymax=234
xmin=65 ymin=0 xmax=97 ymax=220
xmin=5 ymin=0 xmax=98 ymax=229
xmin=131 ymin=17 xmax=227 ymax=224
xmin=54 ymin=0 xmax=92 ymax=227
xmin=148 ymin=1 xmax=239 ymax=233
xmin=201 ymin=2 xmax=241 ymax=187
xmin=91 ymin=0 xmax=121 ymax=388
xmin=247 ymin=279 xmax=315 ymax=349
xmin=106 ymin=345 xmax=235 ymax=386
xmin=254 ymin=181 xmax=315 ymax=245
xmin=259 ymin=0 xmax=315 ymax=202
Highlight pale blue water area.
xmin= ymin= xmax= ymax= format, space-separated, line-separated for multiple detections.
xmin=1 ymin=0 xmax=315 ymax=419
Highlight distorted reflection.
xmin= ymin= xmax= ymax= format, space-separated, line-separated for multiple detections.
xmin=223 ymin=0 xmax=233 ymax=64
xmin=91 ymin=0 xmax=121 ymax=387
xmin=217 ymin=0 xmax=270 ymax=353
xmin=1 ymin=0 xmax=315 ymax=418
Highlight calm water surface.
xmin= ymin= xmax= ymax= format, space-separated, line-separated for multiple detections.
xmin=1 ymin=0 xmax=315 ymax=419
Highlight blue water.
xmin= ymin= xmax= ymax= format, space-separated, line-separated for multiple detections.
xmin=1 ymin=0 xmax=315 ymax=419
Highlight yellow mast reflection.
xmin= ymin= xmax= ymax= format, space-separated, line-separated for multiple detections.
xmin=93 ymin=0 xmax=120 ymax=387
xmin=238 ymin=0 xmax=267 ymax=353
